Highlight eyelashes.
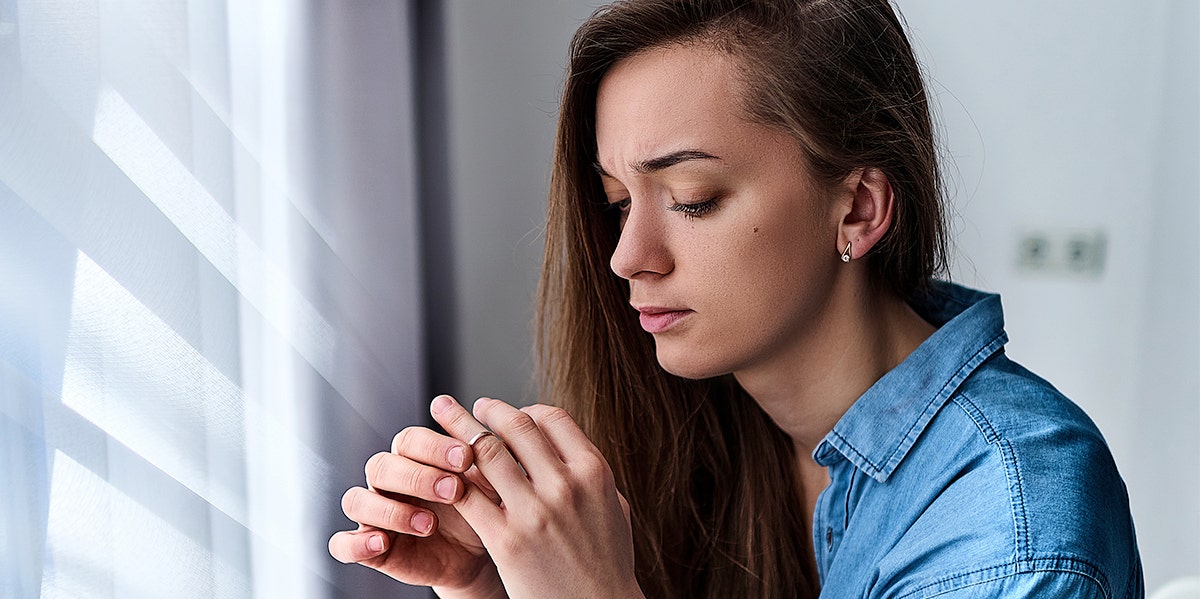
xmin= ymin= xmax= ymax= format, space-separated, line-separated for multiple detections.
xmin=602 ymin=197 xmax=720 ymax=220
xmin=603 ymin=198 xmax=631 ymax=213
xmin=667 ymin=198 xmax=718 ymax=219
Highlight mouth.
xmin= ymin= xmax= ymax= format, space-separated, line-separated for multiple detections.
xmin=633 ymin=306 xmax=693 ymax=334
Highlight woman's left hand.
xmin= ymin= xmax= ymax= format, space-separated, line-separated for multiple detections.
xmin=430 ymin=395 xmax=644 ymax=599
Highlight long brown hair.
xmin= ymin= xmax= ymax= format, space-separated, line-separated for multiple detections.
xmin=536 ymin=1 xmax=947 ymax=596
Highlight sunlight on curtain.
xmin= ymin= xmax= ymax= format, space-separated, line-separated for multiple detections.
xmin=43 ymin=450 xmax=251 ymax=597
xmin=90 ymin=86 xmax=338 ymax=374
xmin=61 ymin=251 xmax=252 ymax=521
xmin=0 ymin=0 xmax=424 ymax=597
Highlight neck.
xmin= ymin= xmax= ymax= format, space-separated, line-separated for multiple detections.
xmin=733 ymin=275 xmax=936 ymax=454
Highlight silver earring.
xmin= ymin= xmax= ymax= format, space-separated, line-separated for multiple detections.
xmin=841 ymin=241 xmax=852 ymax=263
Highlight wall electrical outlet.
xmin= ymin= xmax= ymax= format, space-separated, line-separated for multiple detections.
xmin=1016 ymin=229 xmax=1107 ymax=276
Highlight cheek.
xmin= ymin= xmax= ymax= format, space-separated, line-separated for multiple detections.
xmin=711 ymin=220 xmax=833 ymax=329
xmin=725 ymin=219 xmax=827 ymax=285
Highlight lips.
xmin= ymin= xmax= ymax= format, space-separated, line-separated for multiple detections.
xmin=634 ymin=306 xmax=693 ymax=334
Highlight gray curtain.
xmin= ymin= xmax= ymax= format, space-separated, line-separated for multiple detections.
xmin=0 ymin=1 xmax=433 ymax=597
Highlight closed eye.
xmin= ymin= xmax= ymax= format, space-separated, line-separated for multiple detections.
xmin=604 ymin=198 xmax=631 ymax=212
xmin=668 ymin=198 xmax=718 ymax=219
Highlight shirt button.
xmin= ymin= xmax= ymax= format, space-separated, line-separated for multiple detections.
xmin=825 ymin=527 xmax=833 ymax=550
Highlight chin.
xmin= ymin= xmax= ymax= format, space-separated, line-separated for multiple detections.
xmin=654 ymin=344 xmax=733 ymax=380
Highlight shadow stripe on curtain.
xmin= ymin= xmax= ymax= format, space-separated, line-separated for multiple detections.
xmin=0 ymin=1 xmax=430 ymax=597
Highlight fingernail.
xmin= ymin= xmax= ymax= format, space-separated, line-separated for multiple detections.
xmin=431 ymin=395 xmax=454 ymax=415
xmin=411 ymin=511 xmax=434 ymax=534
xmin=367 ymin=534 xmax=383 ymax=553
xmin=435 ymin=476 xmax=457 ymax=501
xmin=448 ymin=445 xmax=465 ymax=469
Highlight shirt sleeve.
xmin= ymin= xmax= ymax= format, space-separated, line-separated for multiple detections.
xmin=900 ymin=569 xmax=1111 ymax=599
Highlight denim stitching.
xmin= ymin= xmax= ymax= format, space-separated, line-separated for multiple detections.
xmin=999 ymin=438 xmax=1032 ymax=564
xmin=827 ymin=428 xmax=883 ymax=478
xmin=893 ymin=556 xmax=1112 ymax=599
xmin=951 ymin=392 xmax=999 ymax=443
xmin=953 ymin=392 xmax=1032 ymax=565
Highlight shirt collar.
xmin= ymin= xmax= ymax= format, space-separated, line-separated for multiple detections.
xmin=812 ymin=281 xmax=1009 ymax=482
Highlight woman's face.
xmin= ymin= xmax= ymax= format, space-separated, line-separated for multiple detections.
xmin=595 ymin=44 xmax=842 ymax=380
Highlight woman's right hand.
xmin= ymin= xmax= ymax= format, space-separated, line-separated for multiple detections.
xmin=328 ymin=398 xmax=505 ymax=599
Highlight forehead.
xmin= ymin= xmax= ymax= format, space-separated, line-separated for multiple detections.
xmin=594 ymin=44 xmax=750 ymax=169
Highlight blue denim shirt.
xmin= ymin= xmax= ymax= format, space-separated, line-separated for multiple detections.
xmin=812 ymin=283 xmax=1143 ymax=598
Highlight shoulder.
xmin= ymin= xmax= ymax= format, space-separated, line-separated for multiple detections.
xmin=873 ymin=353 xmax=1143 ymax=599
xmin=944 ymin=353 xmax=1121 ymax=504
xmin=944 ymin=352 xmax=1128 ymax=533
xmin=916 ymin=351 xmax=1121 ymax=500
xmin=891 ymin=562 xmax=1112 ymax=599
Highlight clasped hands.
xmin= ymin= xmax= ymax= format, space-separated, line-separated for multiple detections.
xmin=328 ymin=395 xmax=644 ymax=599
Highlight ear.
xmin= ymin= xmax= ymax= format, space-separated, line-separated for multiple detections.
xmin=835 ymin=167 xmax=894 ymax=261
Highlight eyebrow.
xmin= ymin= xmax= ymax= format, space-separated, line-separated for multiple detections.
xmin=593 ymin=149 xmax=722 ymax=178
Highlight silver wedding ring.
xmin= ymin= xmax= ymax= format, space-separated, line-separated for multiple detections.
xmin=467 ymin=430 xmax=495 ymax=448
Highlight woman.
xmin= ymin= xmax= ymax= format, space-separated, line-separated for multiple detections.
xmin=329 ymin=1 xmax=1143 ymax=597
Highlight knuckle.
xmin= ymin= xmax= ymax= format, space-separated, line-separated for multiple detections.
xmin=543 ymin=479 xmax=576 ymax=505
xmin=380 ymin=499 xmax=403 ymax=530
xmin=400 ymin=462 xmax=431 ymax=495
xmin=539 ymin=405 xmax=573 ymax=426
xmin=514 ymin=505 xmax=554 ymax=543
xmin=472 ymin=435 xmax=509 ymax=463
xmin=391 ymin=427 xmax=418 ymax=454
xmin=574 ymin=453 xmax=603 ymax=476
xmin=501 ymin=410 xmax=539 ymax=437
xmin=576 ymin=457 xmax=614 ymax=490
xmin=499 ymin=515 xmax=542 ymax=557
xmin=521 ymin=403 xmax=550 ymax=419
xmin=394 ymin=427 xmax=457 ymax=469
xmin=443 ymin=404 xmax=474 ymax=431
xmin=365 ymin=451 xmax=391 ymax=484
xmin=500 ymin=534 xmax=525 ymax=559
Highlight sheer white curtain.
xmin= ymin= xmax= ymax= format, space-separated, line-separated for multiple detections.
xmin=0 ymin=1 xmax=427 ymax=597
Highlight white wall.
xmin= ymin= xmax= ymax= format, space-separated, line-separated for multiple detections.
xmin=900 ymin=1 xmax=1199 ymax=591
xmin=440 ymin=1 xmax=1200 ymax=592
xmin=1129 ymin=0 xmax=1200 ymax=588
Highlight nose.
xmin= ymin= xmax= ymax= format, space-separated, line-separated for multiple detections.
xmin=609 ymin=204 xmax=673 ymax=280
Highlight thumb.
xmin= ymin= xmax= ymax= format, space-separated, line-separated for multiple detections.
xmin=329 ymin=528 xmax=390 ymax=564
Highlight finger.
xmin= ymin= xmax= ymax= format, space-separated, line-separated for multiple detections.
xmin=473 ymin=397 xmax=567 ymax=481
xmin=453 ymin=474 xmax=510 ymax=539
xmin=463 ymin=464 xmax=502 ymax=505
xmin=341 ymin=486 xmax=438 ymax=537
xmin=430 ymin=394 xmax=532 ymax=506
xmin=328 ymin=527 xmax=390 ymax=564
xmin=365 ymin=451 xmax=463 ymax=504
xmin=391 ymin=426 xmax=470 ymax=473
xmin=521 ymin=404 xmax=605 ymax=464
